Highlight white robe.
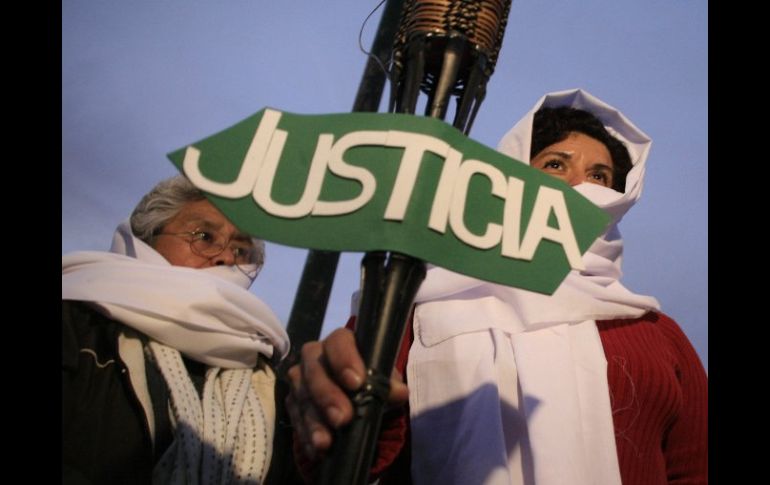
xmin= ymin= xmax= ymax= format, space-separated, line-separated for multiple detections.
xmin=407 ymin=89 xmax=660 ymax=485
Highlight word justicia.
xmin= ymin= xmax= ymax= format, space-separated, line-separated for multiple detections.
xmin=183 ymin=110 xmax=587 ymax=270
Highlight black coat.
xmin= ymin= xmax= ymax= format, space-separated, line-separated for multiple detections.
xmin=62 ymin=300 xmax=303 ymax=485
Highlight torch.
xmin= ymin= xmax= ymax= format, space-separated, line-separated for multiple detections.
xmin=319 ymin=1 xmax=512 ymax=484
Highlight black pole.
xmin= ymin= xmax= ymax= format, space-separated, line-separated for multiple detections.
xmin=318 ymin=2 xmax=513 ymax=484
xmin=320 ymin=253 xmax=425 ymax=485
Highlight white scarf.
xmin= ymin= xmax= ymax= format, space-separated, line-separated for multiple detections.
xmin=406 ymin=89 xmax=660 ymax=485
xmin=62 ymin=221 xmax=290 ymax=484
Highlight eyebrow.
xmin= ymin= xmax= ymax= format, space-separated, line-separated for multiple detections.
xmin=535 ymin=150 xmax=572 ymax=160
xmin=183 ymin=216 xmax=221 ymax=230
xmin=536 ymin=151 xmax=613 ymax=172
xmin=587 ymin=163 xmax=614 ymax=173
xmin=230 ymin=232 xmax=254 ymax=243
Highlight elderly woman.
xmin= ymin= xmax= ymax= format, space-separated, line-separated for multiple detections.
xmin=62 ymin=175 xmax=291 ymax=484
xmin=287 ymin=89 xmax=708 ymax=485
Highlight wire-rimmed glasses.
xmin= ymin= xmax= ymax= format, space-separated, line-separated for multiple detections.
xmin=157 ymin=228 xmax=260 ymax=279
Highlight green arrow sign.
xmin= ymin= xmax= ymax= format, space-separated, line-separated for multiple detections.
xmin=168 ymin=109 xmax=610 ymax=294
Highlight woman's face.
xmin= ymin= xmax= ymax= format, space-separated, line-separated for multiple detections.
xmin=151 ymin=199 xmax=255 ymax=269
xmin=530 ymin=132 xmax=614 ymax=188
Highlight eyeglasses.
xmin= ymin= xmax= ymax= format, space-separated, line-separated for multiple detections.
xmin=157 ymin=228 xmax=259 ymax=279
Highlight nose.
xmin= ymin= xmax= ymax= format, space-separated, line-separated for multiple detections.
xmin=212 ymin=247 xmax=237 ymax=266
xmin=562 ymin=173 xmax=581 ymax=187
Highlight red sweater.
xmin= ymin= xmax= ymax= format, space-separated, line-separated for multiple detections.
xmin=371 ymin=311 xmax=708 ymax=485
xmin=298 ymin=311 xmax=707 ymax=484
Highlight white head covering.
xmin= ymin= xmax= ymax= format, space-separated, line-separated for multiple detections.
xmin=406 ymin=89 xmax=659 ymax=485
xmin=62 ymin=219 xmax=290 ymax=484
xmin=62 ymin=220 xmax=288 ymax=366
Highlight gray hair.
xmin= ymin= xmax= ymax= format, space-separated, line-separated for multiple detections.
xmin=130 ymin=174 xmax=265 ymax=271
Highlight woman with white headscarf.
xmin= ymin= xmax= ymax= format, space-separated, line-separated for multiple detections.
xmin=62 ymin=175 xmax=296 ymax=484
xmin=287 ymin=90 xmax=708 ymax=485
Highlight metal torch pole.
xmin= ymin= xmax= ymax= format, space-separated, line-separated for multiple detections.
xmin=319 ymin=1 xmax=512 ymax=484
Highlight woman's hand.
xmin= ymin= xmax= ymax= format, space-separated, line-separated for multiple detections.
xmin=285 ymin=328 xmax=409 ymax=459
